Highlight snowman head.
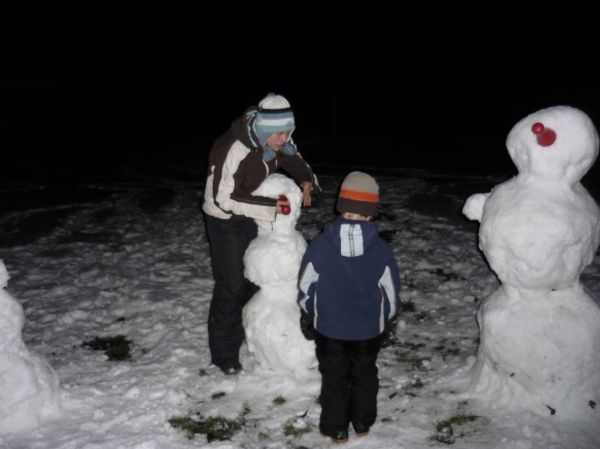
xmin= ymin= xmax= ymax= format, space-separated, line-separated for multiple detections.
xmin=506 ymin=106 xmax=599 ymax=184
xmin=252 ymin=174 xmax=302 ymax=234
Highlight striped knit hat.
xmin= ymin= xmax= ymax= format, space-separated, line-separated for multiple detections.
xmin=254 ymin=94 xmax=295 ymax=146
xmin=336 ymin=171 xmax=380 ymax=217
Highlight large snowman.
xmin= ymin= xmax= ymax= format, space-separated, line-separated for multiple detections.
xmin=242 ymin=174 xmax=316 ymax=374
xmin=0 ymin=260 xmax=61 ymax=433
xmin=463 ymin=106 xmax=600 ymax=420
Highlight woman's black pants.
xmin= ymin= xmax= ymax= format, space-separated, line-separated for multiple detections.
xmin=204 ymin=215 xmax=257 ymax=368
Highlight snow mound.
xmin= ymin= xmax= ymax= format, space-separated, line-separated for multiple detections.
xmin=0 ymin=260 xmax=61 ymax=434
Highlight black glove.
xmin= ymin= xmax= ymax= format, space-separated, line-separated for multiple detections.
xmin=381 ymin=314 xmax=399 ymax=348
xmin=299 ymin=310 xmax=315 ymax=341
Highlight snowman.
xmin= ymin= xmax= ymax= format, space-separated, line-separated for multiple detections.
xmin=0 ymin=260 xmax=61 ymax=433
xmin=463 ymin=106 xmax=600 ymax=420
xmin=242 ymin=174 xmax=316 ymax=374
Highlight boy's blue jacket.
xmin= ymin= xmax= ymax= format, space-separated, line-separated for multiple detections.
xmin=297 ymin=217 xmax=402 ymax=340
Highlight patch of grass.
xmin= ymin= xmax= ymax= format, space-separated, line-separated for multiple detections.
xmin=169 ymin=415 xmax=241 ymax=442
xmin=410 ymin=378 xmax=426 ymax=389
xmin=240 ymin=403 xmax=251 ymax=418
xmin=394 ymin=351 xmax=430 ymax=370
xmin=169 ymin=403 xmax=251 ymax=442
xmin=433 ymin=268 xmax=464 ymax=282
xmin=273 ymin=396 xmax=286 ymax=406
xmin=283 ymin=417 xmax=312 ymax=438
xmin=436 ymin=414 xmax=479 ymax=432
xmin=211 ymin=391 xmax=226 ymax=400
xmin=433 ymin=413 xmax=482 ymax=445
xmin=402 ymin=378 xmax=427 ymax=397
xmin=198 ymin=368 xmax=208 ymax=376
xmin=413 ymin=311 xmax=428 ymax=322
xmin=433 ymin=344 xmax=460 ymax=358
xmin=81 ymin=335 xmax=132 ymax=361
xmin=258 ymin=431 xmax=271 ymax=441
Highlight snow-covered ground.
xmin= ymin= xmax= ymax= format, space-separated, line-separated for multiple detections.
xmin=1 ymin=160 xmax=599 ymax=449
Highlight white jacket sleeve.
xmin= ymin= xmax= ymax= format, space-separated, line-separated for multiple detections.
xmin=215 ymin=142 xmax=276 ymax=221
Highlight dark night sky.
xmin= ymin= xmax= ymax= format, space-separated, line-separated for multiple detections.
xmin=3 ymin=3 xmax=600 ymax=175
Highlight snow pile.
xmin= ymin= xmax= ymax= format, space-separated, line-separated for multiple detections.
xmin=0 ymin=260 xmax=61 ymax=434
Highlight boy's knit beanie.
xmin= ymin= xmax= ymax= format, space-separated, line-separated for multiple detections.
xmin=336 ymin=171 xmax=379 ymax=217
xmin=254 ymin=94 xmax=295 ymax=147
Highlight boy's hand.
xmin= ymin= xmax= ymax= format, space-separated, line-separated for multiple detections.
xmin=299 ymin=310 xmax=315 ymax=340
xmin=381 ymin=314 xmax=399 ymax=348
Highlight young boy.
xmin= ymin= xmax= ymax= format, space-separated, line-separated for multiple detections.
xmin=297 ymin=171 xmax=402 ymax=444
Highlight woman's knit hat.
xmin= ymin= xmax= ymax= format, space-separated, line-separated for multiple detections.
xmin=255 ymin=94 xmax=295 ymax=142
xmin=336 ymin=171 xmax=380 ymax=217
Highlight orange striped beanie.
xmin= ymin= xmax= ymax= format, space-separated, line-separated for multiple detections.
xmin=336 ymin=171 xmax=379 ymax=217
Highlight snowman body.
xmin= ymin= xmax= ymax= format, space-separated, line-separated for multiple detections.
xmin=479 ymin=177 xmax=599 ymax=290
xmin=242 ymin=174 xmax=316 ymax=374
xmin=0 ymin=260 xmax=61 ymax=433
xmin=463 ymin=106 xmax=600 ymax=420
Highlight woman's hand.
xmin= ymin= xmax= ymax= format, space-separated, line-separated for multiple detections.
xmin=300 ymin=181 xmax=312 ymax=207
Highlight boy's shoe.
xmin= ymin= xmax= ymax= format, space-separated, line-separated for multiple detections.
xmin=223 ymin=365 xmax=241 ymax=375
xmin=353 ymin=423 xmax=370 ymax=437
xmin=216 ymin=361 xmax=242 ymax=376
xmin=321 ymin=429 xmax=349 ymax=444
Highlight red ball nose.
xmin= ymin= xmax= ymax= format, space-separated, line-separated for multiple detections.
xmin=531 ymin=122 xmax=556 ymax=147
xmin=531 ymin=122 xmax=544 ymax=134
xmin=278 ymin=194 xmax=291 ymax=215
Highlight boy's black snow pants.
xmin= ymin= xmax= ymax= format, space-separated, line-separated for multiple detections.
xmin=315 ymin=332 xmax=382 ymax=435
xmin=205 ymin=215 xmax=257 ymax=369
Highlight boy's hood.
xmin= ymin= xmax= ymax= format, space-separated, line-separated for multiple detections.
xmin=323 ymin=217 xmax=380 ymax=257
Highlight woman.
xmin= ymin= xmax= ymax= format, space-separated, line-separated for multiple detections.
xmin=202 ymin=93 xmax=315 ymax=375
